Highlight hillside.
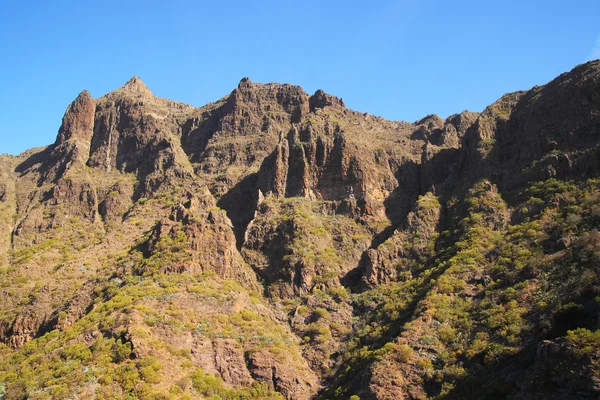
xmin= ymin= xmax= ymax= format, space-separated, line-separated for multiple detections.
xmin=0 ymin=61 xmax=599 ymax=399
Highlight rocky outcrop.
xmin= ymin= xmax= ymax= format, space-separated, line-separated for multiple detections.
xmin=55 ymin=90 xmax=95 ymax=144
xmin=143 ymin=190 xmax=259 ymax=289
xmin=361 ymin=192 xmax=441 ymax=287
xmin=186 ymin=78 xmax=310 ymax=177
xmin=309 ymin=89 xmax=345 ymax=111
xmin=2 ymin=61 xmax=600 ymax=399
xmin=213 ymin=339 xmax=254 ymax=386
xmin=257 ymin=129 xmax=367 ymax=203
xmin=97 ymin=180 xmax=134 ymax=224
xmin=85 ymin=77 xmax=195 ymax=199
xmin=2 ymin=309 xmax=50 ymax=348
xmin=46 ymin=178 xmax=99 ymax=223
xmin=412 ymin=114 xmax=444 ymax=142
xmin=247 ymin=349 xmax=319 ymax=399
xmin=512 ymin=338 xmax=600 ymax=399
xmin=0 ymin=155 xmax=16 ymax=266
xmin=0 ymin=183 xmax=6 ymax=202
xmin=455 ymin=61 xmax=600 ymax=192
xmin=117 ymin=283 xmax=319 ymax=399
xmin=438 ymin=111 xmax=479 ymax=147
xmin=242 ymin=194 xmax=373 ymax=297
xmin=34 ymin=90 xmax=96 ymax=185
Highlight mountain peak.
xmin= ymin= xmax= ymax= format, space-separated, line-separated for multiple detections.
xmin=238 ymin=77 xmax=253 ymax=89
xmin=3 ymin=61 xmax=600 ymax=400
xmin=120 ymin=76 xmax=154 ymax=97
xmin=308 ymin=88 xmax=345 ymax=111
xmin=77 ymin=89 xmax=92 ymax=100
xmin=55 ymin=89 xmax=95 ymax=144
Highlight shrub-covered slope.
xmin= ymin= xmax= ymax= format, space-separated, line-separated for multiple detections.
xmin=0 ymin=61 xmax=599 ymax=399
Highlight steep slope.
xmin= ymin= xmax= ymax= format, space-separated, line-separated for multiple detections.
xmin=0 ymin=61 xmax=599 ymax=399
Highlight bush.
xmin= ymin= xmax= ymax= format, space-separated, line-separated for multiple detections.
xmin=305 ymin=322 xmax=332 ymax=344
xmin=566 ymin=328 xmax=600 ymax=357
xmin=60 ymin=343 xmax=92 ymax=362
xmin=396 ymin=344 xmax=414 ymax=363
xmin=417 ymin=357 xmax=433 ymax=370
xmin=112 ymin=339 xmax=133 ymax=362
xmin=138 ymin=356 xmax=163 ymax=383
xmin=417 ymin=193 xmax=441 ymax=210
xmin=313 ymin=307 xmax=330 ymax=320
xmin=438 ymin=326 xmax=456 ymax=345
xmin=113 ymin=363 xmax=141 ymax=392
xmin=190 ymin=369 xmax=282 ymax=399
xmin=297 ymin=305 xmax=309 ymax=315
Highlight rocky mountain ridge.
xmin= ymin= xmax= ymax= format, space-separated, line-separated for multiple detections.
xmin=0 ymin=61 xmax=599 ymax=399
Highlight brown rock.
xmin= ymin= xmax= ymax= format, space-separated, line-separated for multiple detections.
xmin=213 ymin=339 xmax=254 ymax=386
xmin=55 ymin=90 xmax=95 ymax=144
xmin=246 ymin=349 xmax=318 ymax=400
xmin=309 ymin=89 xmax=345 ymax=111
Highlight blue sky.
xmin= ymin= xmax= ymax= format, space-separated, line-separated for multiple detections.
xmin=1 ymin=0 xmax=599 ymax=155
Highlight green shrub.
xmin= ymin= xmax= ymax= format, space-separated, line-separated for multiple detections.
xmin=438 ymin=326 xmax=456 ymax=345
xmin=60 ymin=343 xmax=92 ymax=362
xmin=190 ymin=369 xmax=282 ymax=399
xmin=566 ymin=328 xmax=600 ymax=357
xmin=313 ymin=307 xmax=330 ymax=320
xmin=113 ymin=363 xmax=141 ymax=392
xmin=138 ymin=356 xmax=163 ymax=383
xmin=417 ymin=357 xmax=433 ymax=370
xmin=396 ymin=344 xmax=414 ymax=363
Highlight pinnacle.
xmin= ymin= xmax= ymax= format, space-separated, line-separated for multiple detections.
xmin=121 ymin=76 xmax=154 ymax=97
xmin=76 ymin=89 xmax=92 ymax=101
xmin=124 ymin=75 xmax=144 ymax=87
xmin=238 ymin=77 xmax=253 ymax=89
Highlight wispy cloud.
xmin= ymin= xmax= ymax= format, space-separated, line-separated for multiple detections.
xmin=588 ymin=35 xmax=600 ymax=61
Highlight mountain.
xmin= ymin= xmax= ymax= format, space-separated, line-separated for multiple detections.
xmin=0 ymin=61 xmax=599 ymax=399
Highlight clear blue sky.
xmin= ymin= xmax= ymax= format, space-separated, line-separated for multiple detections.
xmin=1 ymin=0 xmax=599 ymax=155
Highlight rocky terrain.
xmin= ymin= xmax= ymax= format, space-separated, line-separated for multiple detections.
xmin=0 ymin=61 xmax=598 ymax=399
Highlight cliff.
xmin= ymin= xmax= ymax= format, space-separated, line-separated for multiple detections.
xmin=0 ymin=61 xmax=599 ymax=399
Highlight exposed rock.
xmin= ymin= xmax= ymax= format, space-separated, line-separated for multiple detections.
xmin=511 ymin=339 xmax=600 ymax=399
xmin=213 ymin=338 xmax=254 ymax=386
xmin=121 ymin=76 xmax=155 ymax=98
xmin=46 ymin=178 xmax=99 ymax=223
xmin=2 ymin=60 xmax=600 ymax=400
xmin=0 ymin=183 xmax=7 ymax=202
xmin=191 ymin=338 xmax=222 ymax=377
xmin=361 ymin=192 xmax=441 ymax=287
xmin=55 ymin=90 xmax=95 ymax=144
xmin=438 ymin=111 xmax=479 ymax=147
xmin=412 ymin=114 xmax=444 ymax=142
xmin=309 ymin=89 xmax=345 ymax=111
xmin=4 ymin=310 xmax=49 ymax=348
xmin=361 ymin=247 xmax=399 ymax=287
xmin=98 ymin=181 xmax=134 ymax=224
xmin=247 ymin=349 xmax=319 ymax=400
xmin=143 ymin=191 xmax=259 ymax=289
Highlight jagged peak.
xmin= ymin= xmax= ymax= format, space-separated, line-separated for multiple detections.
xmin=76 ymin=89 xmax=92 ymax=101
xmin=414 ymin=114 xmax=444 ymax=127
xmin=445 ymin=110 xmax=479 ymax=124
xmin=309 ymin=89 xmax=345 ymax=111
xmin=238 ymin=77 xmax=253 ymax=89
xmin=55 ymin=89 xmax=96 ymax=144
xmin=118 ymin=76 xmax=154 ymax=98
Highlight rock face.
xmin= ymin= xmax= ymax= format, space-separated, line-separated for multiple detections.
xmin=1 ymin=61 xmax=600 ymax=399
xmin=55 ymin=90 xmax=96 ymax=144
xmin=511 ymin=338 xmax=600 ymax=399
xmin=142 ymin=190 xmax=259 ymax=289
xmin=361 ymin=192 xmax=441 ymax=287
